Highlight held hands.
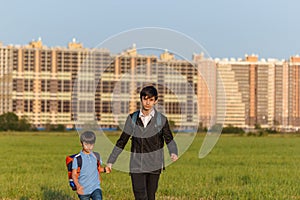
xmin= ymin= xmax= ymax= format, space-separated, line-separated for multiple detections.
xmin=170 ymin=153 xmax=178 ymax=162
xmin=99 ymin=165 xmax=112 ymax=174
xmin=104 ymin=166 xmax=111 ymax=174
xmin=106 ymin=163 xmax=113 ymax=173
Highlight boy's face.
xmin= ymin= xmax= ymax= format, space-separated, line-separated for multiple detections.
xmin=141 ymin=96 xmax=157 ymax=111
xmin=82 ymin=142 xmax=94 ymax=154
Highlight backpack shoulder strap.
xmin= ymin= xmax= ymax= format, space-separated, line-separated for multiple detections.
xmin=131 ymin=111 xmax=139 ymax=128
xmin=75 ymin=153 xmax=82 ymax=169
xmin=156 ymin=111 xmax=162 ymax=127
xmin=93 ymin=151 xmax=106 ymax=174
xmin=93 ymin=152 xmax=101 ymax=161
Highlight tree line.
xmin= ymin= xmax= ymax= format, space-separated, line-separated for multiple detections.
xmin=0 ymin=112 xmax=66 ymax=132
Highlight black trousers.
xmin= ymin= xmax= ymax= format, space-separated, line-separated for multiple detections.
xmin=130 ymin=173 xmax=160 ymax=200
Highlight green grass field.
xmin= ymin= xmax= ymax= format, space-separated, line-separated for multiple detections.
xmin=1 ymin=132 xmax=300 ymax=200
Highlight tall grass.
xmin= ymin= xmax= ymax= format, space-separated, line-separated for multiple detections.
xmin=0 ymin=132 xmax=300 ymax=199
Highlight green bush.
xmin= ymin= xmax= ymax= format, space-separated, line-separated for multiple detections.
xmin=0 ymin=112 xmax=32 ymax=131
xmin=222 ymin=124 xmax=245 ymax=134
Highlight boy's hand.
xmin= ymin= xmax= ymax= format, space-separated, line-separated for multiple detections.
xmin=76 ymin=185 xmax=84 ymax=195
xmin=105 ymin=166 xmax=111 ymax=174
xmin=170 ymin=153 xmax=178 ymax=162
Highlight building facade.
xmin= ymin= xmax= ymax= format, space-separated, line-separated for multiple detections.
xmin=0 ymin=39 xmax=300 ymax=131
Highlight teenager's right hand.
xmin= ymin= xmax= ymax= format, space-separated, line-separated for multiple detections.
xmin=106 ymin=163 xmax=112 ymax=172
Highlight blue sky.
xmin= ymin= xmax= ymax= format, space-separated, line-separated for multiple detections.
xmin=0 ymin=0 xmax=299 ymax=60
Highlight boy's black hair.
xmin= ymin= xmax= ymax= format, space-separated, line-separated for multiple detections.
xmin=80 ymin=131 xmax=96 ymax=144
xmin=140 ymin=85 xmax=158 ymax=101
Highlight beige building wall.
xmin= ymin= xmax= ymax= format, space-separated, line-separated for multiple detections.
xmin=0 ymin=47 xmax=13 ymax=114
xmin=274 ymin=61 xmax=289 ymax=129
xmin=158 ymin=57 xmax=198 ymax=129
xmin=194 ymin=55 xmax=216 ymax=128
xmin=216 ymin=61 xmax=246 ymax=127
xmin=230 ymin=62 xmax=250 ymax=127
xmin=267 ymin=62 xmax=275 ymax=128
xmin=216 ymin=56 xmax=276 ymax=129
xmin=289 ymin=56 xmax=300 ymax=129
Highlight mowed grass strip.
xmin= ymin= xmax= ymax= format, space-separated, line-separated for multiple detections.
xmin=0 ymin=132 xmax=300 ymax=200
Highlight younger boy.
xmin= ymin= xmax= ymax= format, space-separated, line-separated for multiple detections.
xmin=72 ymin=131 xmax=110 ymax=200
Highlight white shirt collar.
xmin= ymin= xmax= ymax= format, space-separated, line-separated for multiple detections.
xmin=139 ymin=109 xmax=155 ymax=128
xmin=139 ymin=108 xmax=155 ymax=118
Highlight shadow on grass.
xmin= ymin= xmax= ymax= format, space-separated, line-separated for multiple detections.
xmin=20 ymin=197 xmax=30 ymax=200
xmin=41 ymin=186 xmax=74 ymax=200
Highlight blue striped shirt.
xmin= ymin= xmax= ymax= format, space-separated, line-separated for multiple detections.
xmin=72 ymin=151 xmax=101 ymax=195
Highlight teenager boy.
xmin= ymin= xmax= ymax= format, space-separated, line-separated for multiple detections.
xmin=107 ymin=85 xmax=178 ymax=200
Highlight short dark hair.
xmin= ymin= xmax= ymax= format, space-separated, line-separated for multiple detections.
xmin=140 ymin=85 xmax=158 ymax=101
xmin=80 ymin=131 xmax=96 ymax=144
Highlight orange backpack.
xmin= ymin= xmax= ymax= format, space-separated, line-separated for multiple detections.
xmin=66 ymin=152 xmax=105 ymax=191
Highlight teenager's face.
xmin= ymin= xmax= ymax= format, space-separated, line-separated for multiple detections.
xmin=141 ymin=96 xmax=157 ymax=111
xmin=82 ymin=142 xmax=94 ymax=154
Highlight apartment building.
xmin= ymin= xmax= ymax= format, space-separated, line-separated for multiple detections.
xmin=289 ymin=56 xmax=300 ymax=129
xmin=106 ymin=48 xmax=200 ymax=130
xmin=1 ymin=39 xmax=300 ymax=130
xmin=214 ymin=54 xmax=300 ymax=131
xmin=0 ymin=43 xmax=13 ymax=114
xmin=215 ymin=59 xmax=246 ymax=128
xmin=214 ymin=55 xmax=275 ymax=129
xmin=0 ymin=39 xmax=111 ymax=129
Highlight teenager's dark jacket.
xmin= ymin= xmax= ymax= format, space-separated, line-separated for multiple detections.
xmin=107 ymin=110 xmax=178 ymax=173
